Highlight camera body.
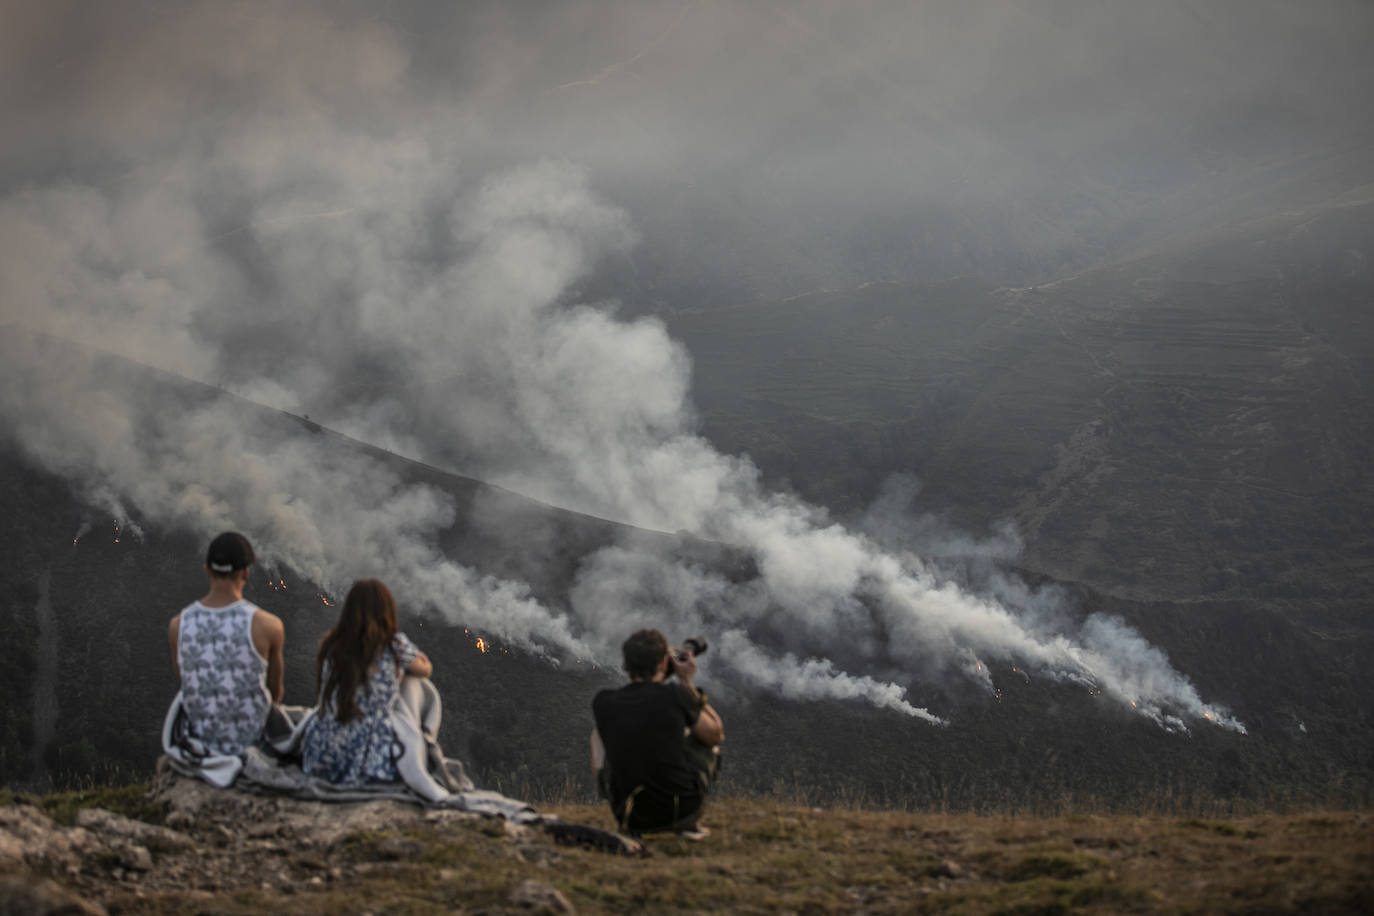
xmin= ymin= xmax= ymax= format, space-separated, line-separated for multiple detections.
xmin=668 ymin=635 xmax=709 ymax=678
xmin=677 ymin=635 xmax=708 ymax=662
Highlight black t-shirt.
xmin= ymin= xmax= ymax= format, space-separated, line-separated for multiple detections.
xmin=592 ymin=680 xmax=701 ymax=811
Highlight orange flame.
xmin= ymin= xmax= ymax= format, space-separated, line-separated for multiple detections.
xmin=318 ymin=594 xmax=333 ymax=606
xmin=474 ymin=637 xmax=487 ymax=654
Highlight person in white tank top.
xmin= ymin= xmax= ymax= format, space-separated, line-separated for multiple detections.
xmin=168 ymin=532 xmax=285 ymax=756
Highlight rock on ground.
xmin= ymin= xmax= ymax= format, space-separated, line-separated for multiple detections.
xmin=0 ymin=873 xmax=107 ymax=915
xmin=149 ymin=757 xmax=485 ymax=848
xmin=510 ymin=877 xmax=576 ymax=914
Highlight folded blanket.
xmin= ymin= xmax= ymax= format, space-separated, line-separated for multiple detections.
xmin=161 ymin=678 xmax=537 ymax=823
xmin=229 ymin=747 xmax=540 ymax=822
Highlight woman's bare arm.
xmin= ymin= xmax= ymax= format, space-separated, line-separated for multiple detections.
xmin=406 ymin=650 xmax=433 ymax=678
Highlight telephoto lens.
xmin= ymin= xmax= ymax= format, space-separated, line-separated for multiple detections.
xmin=681 ymin=636 xmax=709 ymax=658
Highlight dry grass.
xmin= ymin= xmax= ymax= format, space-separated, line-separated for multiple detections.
xmin=73 ymin=797 xmax=1373 ymax=915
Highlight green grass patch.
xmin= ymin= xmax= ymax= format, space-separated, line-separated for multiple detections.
xmin=882 ymin=848 xmax=949 ymax=879
xmin=9 ymin=792 xmax=1372 ymax=915
xmin=1182 ymin=818 xmax=1253 ymax=837
xmin=338 ymin=828 xmax=391 ymax=858
xmin=987 ymin=877 xmax=1081 ymax=915
xmin=36 ymin=782 xmax=162 ymax=826
xmin=1068 ymin=880 xmax=1158 ymax=909
xmin=1004 ymin=851 xmax=1104 ymax=882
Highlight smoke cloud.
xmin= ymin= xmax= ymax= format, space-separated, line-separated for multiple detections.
xmin=5 ymin=0 xmax=1347 ymax=731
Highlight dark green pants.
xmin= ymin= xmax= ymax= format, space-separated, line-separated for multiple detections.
xmin=684 ymin=734 xmax=721 ymax=794
xmin=598 ymin=736 xmax=721 ymax=834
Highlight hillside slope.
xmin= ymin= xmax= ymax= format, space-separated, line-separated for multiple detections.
xmin=4 ymin=191 xmax=1373 ymax=807
xmin=1 ymin=390 xmax=1368 ymax=809
xmin=669 ymin=196 xmax=1374 ymax=608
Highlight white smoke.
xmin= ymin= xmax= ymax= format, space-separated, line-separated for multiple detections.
xmin=0 ymin=2 xmax=1246 ymax=733
xmin=716 ymin=629 xmax=946 ymax=724
xmin=71 ymin=519 xmax=92 ymax=547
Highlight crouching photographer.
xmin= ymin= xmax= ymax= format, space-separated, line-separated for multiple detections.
xmin=590 ymin=629 xmax=724 ymax=836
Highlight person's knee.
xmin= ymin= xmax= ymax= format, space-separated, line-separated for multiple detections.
xmin=399 ymin=676 xmax=442 ymax=736
xmin=399 ymin=676 xmax=425 ymax=708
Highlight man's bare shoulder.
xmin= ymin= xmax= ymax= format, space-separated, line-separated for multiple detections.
xmin=251 ymin=607 xmax=285 ymax=636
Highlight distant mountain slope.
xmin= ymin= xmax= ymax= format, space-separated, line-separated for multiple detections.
xmin=0 ymin=345 xmax=730 ymax=793
xmin=6 ymin=191 xmax=1374 ymax=803
xmin=669 ymin=197 xmax=1374 ymax=609
xmin=2 ymin=339 xmax=1370 ymax=807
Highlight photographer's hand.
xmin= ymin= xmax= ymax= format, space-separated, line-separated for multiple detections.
xmin=672 ymin=647 xmax=699 ymax=688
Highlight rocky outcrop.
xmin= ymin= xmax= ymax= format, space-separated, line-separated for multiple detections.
xmin=0 ymin=802 xmax=169 ymax=915
xmin=0 ymin=872 xmax=105 ymax=916
xmin=1 ymin=753 xmax=656 ymax=912
xmin=510 ymin=877 xmax=576 ymax=913
xmin=0 ymin=803 xmax=181 ymax=883
xmin=0 ymin=761 xmax=573 ymax=912
xmin=147 ymin=756 xmax=464 ymax=849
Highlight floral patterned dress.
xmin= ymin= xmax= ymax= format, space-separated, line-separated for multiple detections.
xmin=301 ymin=633 xmax=420 ymax=784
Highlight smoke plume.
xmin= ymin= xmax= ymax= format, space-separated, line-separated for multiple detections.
xmin=0 ymin=0 xmax=1291 ymax=731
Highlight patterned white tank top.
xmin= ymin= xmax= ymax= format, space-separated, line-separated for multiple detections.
xmin=177 ymin=600 xmax=271 ymax=755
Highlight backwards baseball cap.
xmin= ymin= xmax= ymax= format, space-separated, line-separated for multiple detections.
xmin=206 ymin=531 xmax=255 ymax=574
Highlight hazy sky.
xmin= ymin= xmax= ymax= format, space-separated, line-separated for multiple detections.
xmin=3 ymin=0 xmax=1371 ymax=299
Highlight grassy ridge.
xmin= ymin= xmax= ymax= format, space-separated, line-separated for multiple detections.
xmin=11 ymin=785 xmax=1372 ymax=914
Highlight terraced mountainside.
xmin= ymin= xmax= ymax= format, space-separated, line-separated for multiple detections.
xmin=3 ymin=187 xmax=1372 ymax=811
xmin=0 ymin=359 xmax=1368 ymax=809
xmin=669 ymin=197 xmax=1374 ymax=610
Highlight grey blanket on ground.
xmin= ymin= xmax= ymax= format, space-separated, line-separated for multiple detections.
xmin=230 ymin=746 xmax=542 ymax=823
xmin=160 ymin=679 xmax=541 ymax=824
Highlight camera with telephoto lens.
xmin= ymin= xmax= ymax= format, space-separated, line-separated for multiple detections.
xmin=672 ymin=635 xmax=709 ymax=668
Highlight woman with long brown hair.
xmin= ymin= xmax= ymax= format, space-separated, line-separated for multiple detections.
xmin=301 ymin=579 xmax=433 ymax=784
